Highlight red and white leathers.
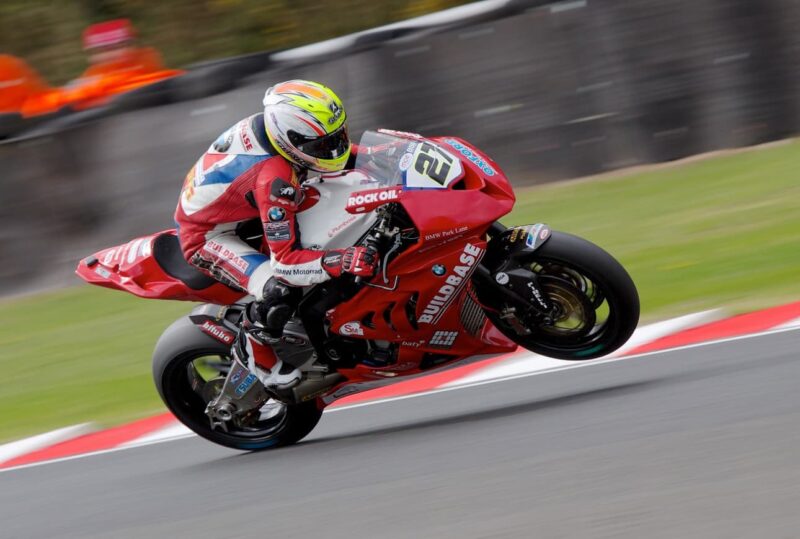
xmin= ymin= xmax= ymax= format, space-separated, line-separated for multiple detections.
xmin=174 ymin=113 xmax=367 ymax=381
xmin=176 ymin=113 xmax=336 ymax=294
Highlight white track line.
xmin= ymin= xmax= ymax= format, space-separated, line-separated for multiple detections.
xmin=447 ymin=310 xmax=721 ymax=387
xmin=5 ymin=318 xmax=708 ymax=458
xmin=0 ymin=423 xmax=95 ymax=464
xmin=3 ymin=326 xmax=797 ymax=475
xmin=775 ymin=316 xmax=800 ymax=330
xmin=328 ymin=325 xmax=800 ymax=411
xmin=118 ymin=423 xmax=193 ymax=449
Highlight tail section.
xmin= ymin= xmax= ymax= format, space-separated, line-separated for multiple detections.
xmin=76 ymin=230 xmax=246 ymax=303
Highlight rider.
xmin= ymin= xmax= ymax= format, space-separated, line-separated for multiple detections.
xmin=175 ymin=80 xmax=378 ymax=389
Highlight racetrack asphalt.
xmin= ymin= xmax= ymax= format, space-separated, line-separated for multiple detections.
xmin=2 ymin=328 xmax=799 ymax=538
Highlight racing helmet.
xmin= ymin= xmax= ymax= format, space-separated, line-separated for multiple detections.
xmin=262 ymin=80 xmax=350 ymax=173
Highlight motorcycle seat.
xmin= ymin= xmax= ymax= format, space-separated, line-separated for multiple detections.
xmin=152 ymin=232 xmax=217 ymax=290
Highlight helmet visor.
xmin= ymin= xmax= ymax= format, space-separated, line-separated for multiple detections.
xmin=288 ymin=125 xmax=350 ymax=160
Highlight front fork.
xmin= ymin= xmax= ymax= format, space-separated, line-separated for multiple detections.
xmin=477 ymin=222 xmax=556 ymax=324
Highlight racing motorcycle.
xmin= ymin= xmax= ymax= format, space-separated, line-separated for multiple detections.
xmin=76 ymin=129 xmax=640 ymax=450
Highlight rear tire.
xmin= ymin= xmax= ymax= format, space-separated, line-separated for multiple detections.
xmin=480 ymin=231 xmax=639 ymax=360
xmin=152 ymin=316 xmax=322 ymax=451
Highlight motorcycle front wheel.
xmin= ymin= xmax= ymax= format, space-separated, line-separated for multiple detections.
xmin=478 ymin=231 xmax=640 ymax=360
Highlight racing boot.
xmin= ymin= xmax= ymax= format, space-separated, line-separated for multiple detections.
xmin=234 ymin=277 xmax=305 ymax=390
xmin=235 ymin=308 xmax=301 ymax=390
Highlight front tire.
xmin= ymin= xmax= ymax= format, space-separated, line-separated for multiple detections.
xmin=479 ymin=231 xmax=639 ymax=360
xmin=152 ymin=316 xmax=322 ymax=451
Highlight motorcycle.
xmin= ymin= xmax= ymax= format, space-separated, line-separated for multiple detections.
xmin=76 ymin=129 xmax=640 ymax=450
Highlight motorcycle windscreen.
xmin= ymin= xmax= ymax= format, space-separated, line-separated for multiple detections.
xmin=355 ymin=130 xmax=464 ymax=190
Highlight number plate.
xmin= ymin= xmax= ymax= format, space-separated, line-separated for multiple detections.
xmin=402 ymin=141 xmax=464 ymax=189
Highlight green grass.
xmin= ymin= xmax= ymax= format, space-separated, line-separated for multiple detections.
xmin=506 ymin=141 xmax=800 ymax=321
xmin=0 ymin=288 xmax=190 ymax=443
xmin=1 ymin=140 xmax=799 ymax=442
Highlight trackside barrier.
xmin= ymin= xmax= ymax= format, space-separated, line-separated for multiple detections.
xmin=0 ymin=0 xmax=798 ymax=294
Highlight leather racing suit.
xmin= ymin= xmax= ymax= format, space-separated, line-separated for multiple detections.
xmin=174 ymin=113 xmax=368 ymax=380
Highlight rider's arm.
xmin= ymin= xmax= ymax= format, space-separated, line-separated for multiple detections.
xmin=254 ymin=159 xmax=333 ymax=287
xmin=254 ymin=159 xmax=379 ymax=285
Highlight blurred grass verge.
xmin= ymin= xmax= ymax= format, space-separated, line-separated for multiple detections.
xmin=506 ymin=139 xmax=800 ymax=319
xmin=1 ymin=139 xmax=798 ymax=442
xmin=0 ymin=0 xmax=471 ymax=85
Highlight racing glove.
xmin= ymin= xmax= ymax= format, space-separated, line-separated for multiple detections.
xmin=322 ymin=246 xmax=378 ymax=278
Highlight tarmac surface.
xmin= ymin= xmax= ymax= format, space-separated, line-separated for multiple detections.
xmin=2 ymin=328 xmax=799 ymax=538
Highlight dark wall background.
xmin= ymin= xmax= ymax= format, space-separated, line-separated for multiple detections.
xmin=1 ymin=0 xmax=798 ymax=294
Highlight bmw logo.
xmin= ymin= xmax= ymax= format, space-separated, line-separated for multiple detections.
xmin=432 ymin=264 xmax=446 ymax=276
xmin=268 ymin=207 xmax=286 ymax=222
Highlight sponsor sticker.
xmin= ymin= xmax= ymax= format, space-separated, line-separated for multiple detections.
xmin=424 ymin=225 xmax=468 ymax=243
xmin=229 ymin=369 xmax=244 ymax=385
xmin=328 ymin=101 xmax=344 ymax=125
xmin=525 ymin=224 xmax=551 ymax=249
xmin=443 ymin=138 xmax=496 ymax=177
xmin=203 ymin=240 xmax=250 ymax=273
xmin=527 ymin=281 xmax=549 ymax=309
xmin=339 ymin=321 xmax=365 ymax=336
xmin=419 ymin=243 xmax=483 ymax=324
xmin=274 ymin=266 xmax=324 ymax=277
xmin=270 ymin=179 xmax=298 ymax=206
xmin=213 ymin=129 xmax=233 ymax=152
xmin=265 ymin=221 xmax=291 ymax=242
xmin=399 ymin=152 xmax=414 ymax=171
xmin=322 ymin=251 xmax=343 ymax=268
xmin=268 ymin=207 xmax=286 ymax=222
xmin=430 ymin=331 xmax=458 ymax=348
xmin=239 ymin=122 xmax=254 ymax=151
xmin=328 ymin=215 xmax=358 ymax=238
xmin=347 ymin=188 xmax=401 ymax=209
xmin=235 ymin=373 xmax=258 ymax=396
xmin=265 ymin=221 xmax=290 ymax=232
xmin=199 ymin=320 xmax=235 ymax=344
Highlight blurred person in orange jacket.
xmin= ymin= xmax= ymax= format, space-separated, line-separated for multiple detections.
xmin=0 ymin=54 xmax=62 ymax=117
xmin=64 ymin=18 xmax=181 ymax=109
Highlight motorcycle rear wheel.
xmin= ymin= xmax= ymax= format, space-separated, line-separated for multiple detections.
xmin=480 ymin=231 xmax=640 ymax=360
xmin=152 ymin=316 xmax=322 ymax=451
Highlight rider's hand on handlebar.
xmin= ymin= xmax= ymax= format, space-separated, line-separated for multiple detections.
xmin=322 ymin=246 xmax=379 ymax=278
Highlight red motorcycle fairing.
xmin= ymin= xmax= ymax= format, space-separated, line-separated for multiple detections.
xmin=75 ymin=230 xmax=246 ymax=304
xmin=328 ymin=239 xmax=516 ymax=384
xmin=76 ymin=132 xmax=519 ymax=406
xmin=325 ymin=135 xmax=518 ymax=385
